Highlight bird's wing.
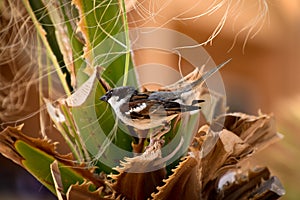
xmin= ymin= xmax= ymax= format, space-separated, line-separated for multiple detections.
xmin=147 ymin=91 xmax=180 ymax=102
xmin=120 ymin=96 xmax=201 ymax=120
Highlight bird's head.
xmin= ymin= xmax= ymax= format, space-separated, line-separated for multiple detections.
xmin=100 ymin=86 xmax=136 ymax=103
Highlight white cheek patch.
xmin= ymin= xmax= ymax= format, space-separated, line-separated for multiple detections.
xmin=108 ymin=96 xmax=119 ymax=105
xmin=125 ymin=102 xmax=147 ymax=115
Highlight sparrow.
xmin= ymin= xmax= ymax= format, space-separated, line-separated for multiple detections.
xmin=100 ymin=60 xmax=230 ymax=130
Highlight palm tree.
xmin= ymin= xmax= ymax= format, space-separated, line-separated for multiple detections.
xmin=0 ymin=0 xmax=285 ymax=199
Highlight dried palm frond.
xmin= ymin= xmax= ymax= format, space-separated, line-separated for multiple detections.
xmin=110 ymin=112 xmax=284 ymax=200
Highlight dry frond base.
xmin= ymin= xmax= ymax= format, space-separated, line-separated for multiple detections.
xmin=111 ymin=112 xmax=285 ymax=200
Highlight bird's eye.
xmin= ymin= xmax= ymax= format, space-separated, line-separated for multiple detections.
xmin=107 ymin=90 xmax=113 ymax=98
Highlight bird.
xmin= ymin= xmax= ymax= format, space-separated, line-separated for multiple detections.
xmin=100 ymin=60 xmax=230 ymax=130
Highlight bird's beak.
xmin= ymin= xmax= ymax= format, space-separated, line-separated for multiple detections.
xmin=99 ymin=95 xmax=108 ymax=102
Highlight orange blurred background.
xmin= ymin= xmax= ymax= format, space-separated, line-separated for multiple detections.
xmin=127 ymin=0 xmax=300 ymax=199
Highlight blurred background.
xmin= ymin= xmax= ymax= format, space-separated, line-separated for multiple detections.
xmin=1 ymin=0 xmax=299 ymax=199
xmin=127 ymin=0 xmax=300 ymax=199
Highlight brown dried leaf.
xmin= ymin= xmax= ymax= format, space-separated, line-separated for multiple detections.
xmin=215 ymin=112 xmax=281 ymax=149
xmin=111 ymin=140 xmax=166 ymax=200
xmin=64 ymin=69 xmax=97 ymax=107
xmin=249 ymin=176 xmax=286 ymax=199
xmin=66 ymin=181 xmax=115 ymax=200
xmin=0 ymin=125 xmax=65 ymax=166
xmin=161 ymin=66 xmax=204 ymax=91
xmin=200 ymin=129 xmax=252 ymax=191
xmin=152 ymin=156 xmax=200 ymax=200
xmin=201 ymin=113 xmax=281 ymax=191
xmin=211 ymin=167 xmax=285 ymax=200
xmin=151 ymin=112 xmax=284 ymax=200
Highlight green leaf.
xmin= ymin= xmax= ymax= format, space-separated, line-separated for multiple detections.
xmin=73 ymin=0 xmax=137 ymax=87
xmin=27 ymin=0 xmax=139 ymax=174
xmin=22 ymin=0 xmax=71 ymax=95
xmin=40 ymin=0 xmax=85 ymax=87
xmin=0 ymin=126 xmax=108 ymax=195
xmin=69 ymin=0 xmax=138 ymax=172
xmin=16 ymin=140 xmax=85 ymax=193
